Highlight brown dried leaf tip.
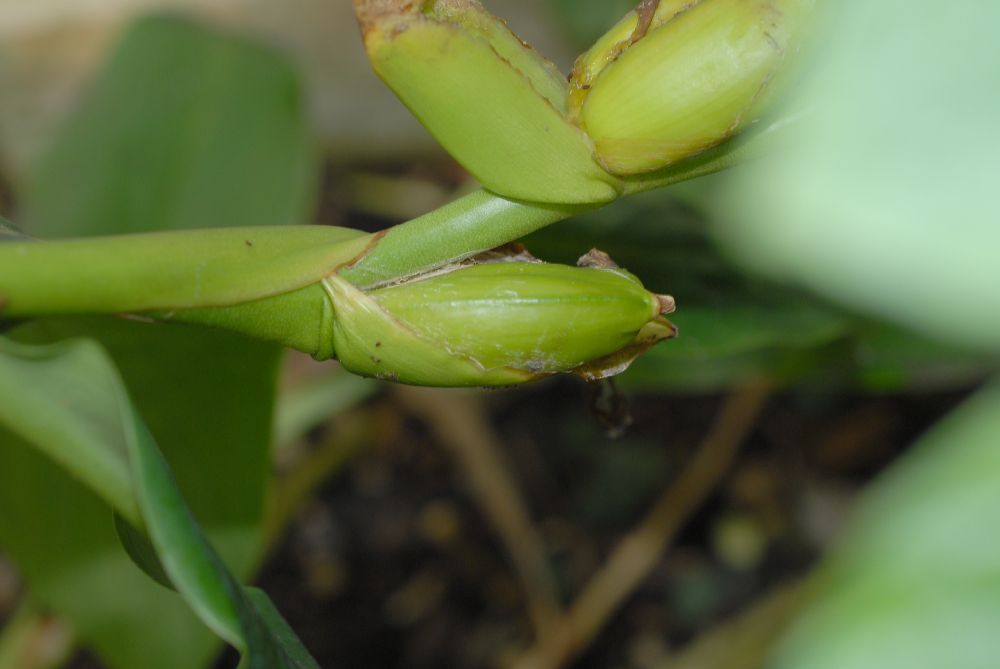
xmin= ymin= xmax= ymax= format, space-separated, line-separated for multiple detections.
xmin=657 ymin=294 xmax=676 ymax=315
xmin=353 ymin=0 xmax=420 ymax=34
xmin=577 ymin=248 xmax=620 ymax=269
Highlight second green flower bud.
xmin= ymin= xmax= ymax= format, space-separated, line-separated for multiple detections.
xmin=570 ymin=0 xmax=815 ymax=175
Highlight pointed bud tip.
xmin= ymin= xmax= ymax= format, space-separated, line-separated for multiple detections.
xmin=577 ymin=248 xmax=620 ymax=269
xmin=657 ymin=294 xmax=676 ymax=314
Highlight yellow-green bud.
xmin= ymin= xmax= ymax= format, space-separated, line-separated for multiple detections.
xmin=354 ymin=0 xmax=621 ymax=204
xmin=322 ymin=254 xmax=675 ymax=387
xmin=570 ymin=0 xmax=814 ymax=176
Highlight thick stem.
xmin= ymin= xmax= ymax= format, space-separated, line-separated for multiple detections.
xmin=0 ymin=226 xmax=371 ymax=317
xmin=0 ymin=115 xmax=792 ymax=358
xmin=338 ymin=188 xmax=586 ymax=288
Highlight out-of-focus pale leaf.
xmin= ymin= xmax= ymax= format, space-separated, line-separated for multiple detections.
xmin=769 ymin=381 xmax=1000 ymax=669
xmin=0 ymin=13 xmax=314 ymax=669
xmin=274 ymin=371 xmax=378 ymax=446
xmin=22 ymin=13 xmax=313 ymax=237
xmin=715 ymin=0 xmax=1000 ymax=353
xmin=0 ymin=0 xmax=575 ymax=176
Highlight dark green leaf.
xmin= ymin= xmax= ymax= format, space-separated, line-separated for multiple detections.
xmin=0 ymin=336 xmax=319 ymax=667
xmin=114 ymin=513 xmax=173 ymax=590
xmin=244 ymin=588 xmax=321 ymax=669
xmin=0 ymin=12 xmax=315 ymax=669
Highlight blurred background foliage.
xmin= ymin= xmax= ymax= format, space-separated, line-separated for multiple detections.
xmin=1 ymin=1 xmax=998 ymax=668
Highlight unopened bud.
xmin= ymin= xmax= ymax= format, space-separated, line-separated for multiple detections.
xmin=570 ymin=0 xmax=814 ymax=176
xmin=322 ymin=257 xmax=675 ymax=387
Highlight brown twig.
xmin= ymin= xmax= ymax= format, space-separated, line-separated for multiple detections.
xmin=513 ymin=381 xmax=773 ymax=669
xmin=394 ymin=386 xmax=564 ymax=641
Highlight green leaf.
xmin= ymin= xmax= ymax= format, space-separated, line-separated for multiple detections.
xmin=769 ymin=381 xmax=1000 ymax=669
xmin=715 ymin=0 xmax=1000 ymax=353
xmin=0 ymin=337 xmax=139 ymax=524
xmin=1 ymin=320 xmax=286 ymax=668
xmin=114 ymin=513 xmax=173 ymax=590
xmin=244 ymin=588 xmax=321 ymax=669
xmin=0 ymin=12 xmax=315 ymax=669
xmin=0 ymin=337 xmax=319 ymax=667
xmin=22 ymin=14 xmax=314 ymax=237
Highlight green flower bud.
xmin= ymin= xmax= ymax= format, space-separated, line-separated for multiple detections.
xmin=322 ymin=254 xmax=675 ymax=387
xmin=569 ymin=0 xmax=814 ymax=176
xmin=353 ymin=0 xmax=622 ymax=204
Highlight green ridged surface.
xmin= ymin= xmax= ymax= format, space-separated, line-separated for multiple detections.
xmin=580 ymin=0 xmax=803 ymax=175
xmin=370 ymin=262 xmax=660 ymax=374
xmin=360 ymin=1 xmax=621 ymax=203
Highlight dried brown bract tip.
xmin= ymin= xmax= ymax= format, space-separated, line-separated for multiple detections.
xmin=428 ymin=0 xmax=484 ymax=13
xmin=657 ymin=294 xmax=676 ymax=314
xmin=353 ymin=0 xmax=419 ymax=32
xmin=577 ymin=248 xmax=620 ymax=269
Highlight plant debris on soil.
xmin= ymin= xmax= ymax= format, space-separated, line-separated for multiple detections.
xmin=241 ymin=379 xmax=969 ymax=669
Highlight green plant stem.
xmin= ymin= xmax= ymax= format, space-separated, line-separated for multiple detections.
xmin=0 ymin=113 xmax=798 ymax=355
xmin=0 ymin=226 xmax=371 ymax=316
xmin=340 ymin=114 xmax=798 ymax=288
xmin=338 ymin=188 xmax=584 ymax=288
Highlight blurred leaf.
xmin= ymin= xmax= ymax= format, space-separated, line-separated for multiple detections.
xmin=114 ymin=512 xmax=173 ymax=589
xmin=244 ymin=587 xmax=321 ymax=669
xmin=0 ymin=12 xmax=314 ymax=669
xmin=22 ymin=13 xmax=314 ymax=237
xmin=575 ymin=437 xmax=670 ymax=529
xmin=274 ymin=371 xmax=379 ymax=446
xmin=0 ymin=216 xmax=27 ymax=240
xmin=769 ymin=380 xmax=1000 ymax=669
xmin=1 ymin=320 xmax=284 ymax=668
xmin=548 ymin=0 xmax=637 ymax=49
xmin=849 ymin=322 xmax=993 ymax=393
xmin=715 ymin=0 xmax=1000 ymax=353
xmin=0 ymin=337 xmax=319 ymax=667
